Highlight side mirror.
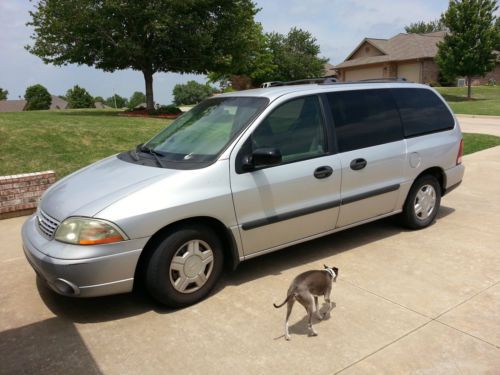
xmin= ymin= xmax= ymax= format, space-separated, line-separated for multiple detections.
xmin=242 ymin=148 xmax=282 ymax=171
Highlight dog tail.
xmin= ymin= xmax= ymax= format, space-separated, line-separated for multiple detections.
xmin=273 ymin=293 xmax=295 ymax=308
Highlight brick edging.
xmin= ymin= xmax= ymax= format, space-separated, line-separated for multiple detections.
xmin=0 ymin=171 xmax=56 ymax=219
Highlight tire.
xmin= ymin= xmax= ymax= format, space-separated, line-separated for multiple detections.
xmin=145 ymin=224 xmax=224 ymax=307
xmin=401 ymin=175 xmax=441 ymax=230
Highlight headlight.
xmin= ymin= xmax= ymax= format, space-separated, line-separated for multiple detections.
xmin=55 ymin=217 xmax=128 ymax=245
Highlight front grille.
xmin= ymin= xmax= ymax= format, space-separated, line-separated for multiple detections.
xmin=37 ymin=209 xmax=60 ymax=239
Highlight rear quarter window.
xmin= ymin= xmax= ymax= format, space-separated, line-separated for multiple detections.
xmin=391 ymin=88 xmax=455 ymax=137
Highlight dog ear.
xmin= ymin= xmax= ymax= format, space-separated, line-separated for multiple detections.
xmin=323 ymin=264 xmax=328 ymax=269
xmin=333 ymin=267 xmax=339 ymax=275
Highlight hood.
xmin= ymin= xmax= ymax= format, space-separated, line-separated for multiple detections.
xmin=40 ymin=156 xmax=168 ymax=220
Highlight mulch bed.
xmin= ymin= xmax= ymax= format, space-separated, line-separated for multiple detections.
xmin=118 ymin=110 xmax=181 ymax=119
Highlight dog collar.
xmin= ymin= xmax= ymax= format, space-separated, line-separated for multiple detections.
xmin=324 ymin=268 xmax=336 ymax=279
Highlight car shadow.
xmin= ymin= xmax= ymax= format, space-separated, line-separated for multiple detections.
xmin=38 ymin=206 xmax=456 ymax=323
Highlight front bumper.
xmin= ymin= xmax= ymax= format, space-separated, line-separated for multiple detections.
xmin=22 ymin=215 xmax=149 ymax=298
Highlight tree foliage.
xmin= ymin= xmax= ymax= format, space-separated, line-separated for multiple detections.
xmin=105 ymin=95 xmax=128 ymax=109
xmin=94 ymin=96 xmax=105 ymax=103
xmin=404 ymin=19 xmax=447 ymax=33
xmin=24 ymin=84 xmax=51 ymax=110
xmin=173 ymin=81 xmax=215 ymax=105
xmin=210 ymin=27 xmax=328 ymax=87
xmin=0 ymin=88 xmax=8 ymax=100
xmin=436 ymin=0 xmax=499 ymax=98
xmin=128 ymin=91 xmax=147 ymax=109
xmin=27 ymin=0 xmax=262 ymax=110
xmin=66 ymin=85 xmax=95 ymax=108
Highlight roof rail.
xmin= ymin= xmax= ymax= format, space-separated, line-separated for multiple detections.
xmin=348 ymin=78 xmax=411 ymax=83
xmin=261 ymin=77 xmax=338 ymax=88
xmin=260 ymin=77 xmax=411 ymax=89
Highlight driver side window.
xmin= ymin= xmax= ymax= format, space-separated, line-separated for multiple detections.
xmin=251 ymin=95 xmax=327 ymax=163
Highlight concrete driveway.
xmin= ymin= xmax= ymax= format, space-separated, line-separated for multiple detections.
xmin=457 ymin=115 xmax=500 ymax=137
xmin=1 ymin=147 xmax=499 ymax=375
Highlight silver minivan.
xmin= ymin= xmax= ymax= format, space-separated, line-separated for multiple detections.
xmin=22 ymin=81 xmax=465 ymax=307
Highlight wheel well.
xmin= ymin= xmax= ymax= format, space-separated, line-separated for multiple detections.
xmin=415 ymin=167 xmax=446 ymax=195
xmin=133 ymin=217 xmax=239 ymax=290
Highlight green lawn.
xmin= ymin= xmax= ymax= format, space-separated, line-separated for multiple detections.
xmin=462 ymin=133 xmax=500 ymax=155
xmin=435 ymin=86 xmax=500 ymax=116
xmin=0 ymin=109 xmax=499 ymax=179
xmin=0 ymin=110 xmax=169 ymax=178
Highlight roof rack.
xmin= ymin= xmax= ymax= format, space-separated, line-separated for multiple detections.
xmin=260 ymin=77 xmax=411 ymax=88
xmin=349 ymin=78 xmax=411 ymax=83
xmin=261 ymin=77 xmax=338 ymax=88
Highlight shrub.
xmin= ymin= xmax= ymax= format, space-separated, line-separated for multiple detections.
xmin=24 ymin=84 xmax=51 ymax=110
xmin=149 ymin=105 xmax=182 ymax=115
xmin=173 ymin=81 xmax=215 ymax=105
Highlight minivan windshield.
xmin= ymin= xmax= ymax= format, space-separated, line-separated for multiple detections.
xmin=144 ymin=97 xmax=268 ymax=163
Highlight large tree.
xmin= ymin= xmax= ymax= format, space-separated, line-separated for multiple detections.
xmin=27 ymin=0 xmax=262 ymax=110
xmin=128 ymin=91 xmax=146 ymax=109
xmin=24 ymin=84 xmax=52 ymax=110
xmin=436 ymin=0 xmax=498 ymax=98
xmin=404 ymin=19 xmax=447 ymax=33
xmin=66 ymin=85 xmax=95 ymax=108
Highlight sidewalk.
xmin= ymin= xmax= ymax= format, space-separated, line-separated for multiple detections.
xmin=1 ymin=147 xmax=499 ymax=374
xmin=457 ymin=115 xmax=500 ymax=137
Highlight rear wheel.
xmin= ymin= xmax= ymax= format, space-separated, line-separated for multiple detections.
xmin=146 ymin=224 xmax=224 ymax=307
xmin=402 ymin=175 xmax=441 ymax=229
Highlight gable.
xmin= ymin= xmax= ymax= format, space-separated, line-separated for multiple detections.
xmin=348 ymin=41 xmax=386 ymax=61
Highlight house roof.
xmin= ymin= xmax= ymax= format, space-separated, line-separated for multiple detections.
xmin=0 ymin=100 xmax=26 ymax=112
xmin=323 ymin=63 xmax=337 ymax=77
xmin=50 ymin=95 xmax=68 ymax=110
xmin=0 ymin=95 xmax=69 ymax=112
xmin=336 ymin=31 xmax=446 ymax=69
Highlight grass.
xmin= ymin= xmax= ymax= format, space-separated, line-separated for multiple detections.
xmin=0 ymin=110 xmax=169 ymax=178
xmin=435 ymin=85 xmax=500 ymax=116
xmin=462 ymin=133 xmax=500 ymax=155
xmin=0 ymin=109 xmax=499 ymax=179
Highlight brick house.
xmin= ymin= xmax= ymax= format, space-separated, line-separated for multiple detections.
xmin=335 ymin=31 xmax=500 ymax=85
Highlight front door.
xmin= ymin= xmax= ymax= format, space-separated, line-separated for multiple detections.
xmin=230 ymin=95 xmax=341 ymax=256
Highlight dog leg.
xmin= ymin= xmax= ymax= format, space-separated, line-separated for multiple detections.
xmin=314 ymin=296 xmax=322 ymax=320
xmin=284 ymin=298 xmax=295 ymax=341
xmin=305 ymin=295 xmax=318 ymax=337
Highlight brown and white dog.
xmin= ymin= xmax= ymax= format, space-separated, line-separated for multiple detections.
xmin=274 ymin=265 xmax=339 ymax=340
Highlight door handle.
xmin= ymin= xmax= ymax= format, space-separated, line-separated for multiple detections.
xmin=314 ymin=166 xmax=333 ymax=179
xmin=350 ymin=158 xmax=367 ymax=170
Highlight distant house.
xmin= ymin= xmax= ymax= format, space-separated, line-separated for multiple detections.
xmin=0 ymin=100 xmax=27 ymax=112
xmin=94 ymin=101 xmax=112 ymax=109
xmin=323 ymin=63 xmax=338 ymax=78
xmin=335 ymin=31 xmax=500 ymax=85
xmin=0 ymin=95 xmax=68 ymax=112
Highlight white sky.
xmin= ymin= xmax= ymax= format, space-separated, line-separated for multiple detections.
xmin=0 ymin=0 xmax=471 ymax=104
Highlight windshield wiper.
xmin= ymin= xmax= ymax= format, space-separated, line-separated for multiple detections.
xmin=137 ymin=144 xmax=167 ymax=168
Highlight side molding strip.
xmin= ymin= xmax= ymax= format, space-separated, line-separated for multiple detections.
xmin=241 ymin=184 xmax=400 ymax=231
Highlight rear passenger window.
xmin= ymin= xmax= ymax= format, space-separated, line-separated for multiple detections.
xmin=391 ymin=88 xmax=454 ymax=137
xmin=327 ymin=89 xmax=403 ymax=152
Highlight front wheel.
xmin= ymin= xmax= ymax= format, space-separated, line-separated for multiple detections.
xmin=146 ymin=224 xmax=224 ymax=307
xmin=401 ymin=175 xmax=441 ymax=230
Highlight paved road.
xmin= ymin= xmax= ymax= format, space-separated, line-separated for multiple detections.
xmin=457 ymin=115 xmax=500 ymax=137
xmin=1 ymin=147 xmax=499 ymax=375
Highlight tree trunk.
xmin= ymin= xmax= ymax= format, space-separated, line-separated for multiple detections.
xmin=143 ymin=69 xmax=155 ymax=110
xmin=467 ymin=75 xmax=472 ymax=100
